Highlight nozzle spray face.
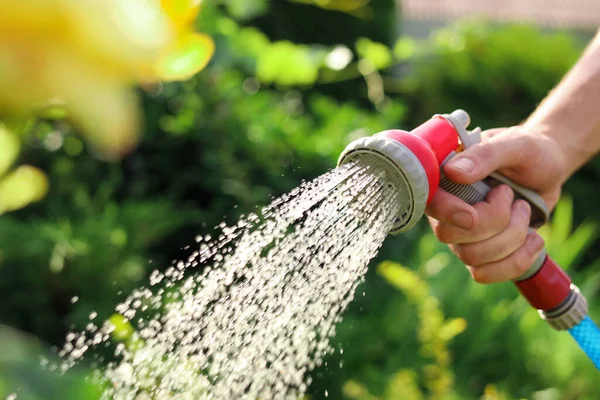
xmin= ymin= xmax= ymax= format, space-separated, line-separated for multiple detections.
xmin=337 ymin=135 xmax=429 ymax=234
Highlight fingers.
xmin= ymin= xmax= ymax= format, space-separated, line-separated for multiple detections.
xmin=426 ymin=184 xmax=514 ymax=244
xmin=450 ymin=200 xmax=531 ymax=266
xmin=442 ymin=127 xmax=529 ymax=185
xmin=425 ymin=188 xmax=477 ymax=228
xmin=426 ymin=183 xmax=545 ymax=284
xmin=466 ymin=233 xmax=546 ymax=284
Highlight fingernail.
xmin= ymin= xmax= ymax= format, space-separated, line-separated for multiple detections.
xmin=452 ymin=211 xmax=473 ymax=229
xmin=447 ymin=157 xmax=475 ymax=173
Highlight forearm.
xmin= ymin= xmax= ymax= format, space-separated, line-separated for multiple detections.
xmin=524 ymin=29 xmax=600 ymax=181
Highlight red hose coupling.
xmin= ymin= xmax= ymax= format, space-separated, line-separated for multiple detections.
xmin=514 ymin=255 xmax=571 ymax=311
xmin=514 ymin=253 xmax=588 ymax=330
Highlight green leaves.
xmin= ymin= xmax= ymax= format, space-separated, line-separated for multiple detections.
xmin=154 ymin=32 xmax=215 ymax=82
xmin=257 ymin=41 xmax=323 ymax=86
xmin=0 ymin=165 xmax=49 ymax=214
xmin=393 ymin=37 xmax=416 ymax=61
xmin=0 ymin=125 xmax=49 ymax=214
xmin=538 ymin=196 xmax=599 ymax=270
xmin=0 ymin=126 xmax=20 ymax=176
xmin=0 ymin=325 xmax=103 ymax=400
xmin=108 ymin=314 xmax=135 ymax=342
xmin=355 ymin=37 xmax=392 ymax=69
xmin=225 ymin=0 xmax=268 ymax=20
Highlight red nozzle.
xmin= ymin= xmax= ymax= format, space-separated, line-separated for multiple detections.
xmin=377 ymin=117 xmax=459 ymax=203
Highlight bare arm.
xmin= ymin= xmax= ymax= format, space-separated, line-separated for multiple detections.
xmin=525 ymin=29 xmax=600 ymax=181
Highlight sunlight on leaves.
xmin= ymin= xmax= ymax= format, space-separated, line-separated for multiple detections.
xmin=0 ymin=165 xmax=49 ymax=213
xmin=257 ymin=41 xmax=322 ymax=86
xmin=0 ymin=126 xmax=20 ymax=177
xmin=153 ymin=32 xmax=215 ymax=81
xmin=356 ymin=37 xmax=393 ymax=70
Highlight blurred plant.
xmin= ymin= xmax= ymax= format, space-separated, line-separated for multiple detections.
xmin=332 ymin=195 xmax=600 ymax=400
xmin=0 ymin=0 xmax=214 ymax=213
xmin=342 ymin=260 xmax=467 ymax=400
xmin=290 ymin=0 xmax=371 ymax=13
xmin=0 ymin=125 xmax=48 ymax=213
xmin=0 ymin=324 xmax=103 ymax=400
xmin=394 ymin=21 xmax=584 ymax=127
xmin=538 ymin=196 xmax=599 ymax=271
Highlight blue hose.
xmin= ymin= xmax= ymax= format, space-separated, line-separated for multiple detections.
xmin=569 ymin=315 xmax=600 ymax=370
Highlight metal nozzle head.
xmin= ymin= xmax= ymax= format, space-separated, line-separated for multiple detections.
xmin=337 ymin=135 xmax=429 ymax=234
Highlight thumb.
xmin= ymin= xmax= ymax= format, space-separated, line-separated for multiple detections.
xmin=443 ymin=128 xmax=523 ymax=184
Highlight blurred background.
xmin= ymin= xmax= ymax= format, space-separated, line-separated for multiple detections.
xmin=1 ymin=0 xmax=600 ymax=398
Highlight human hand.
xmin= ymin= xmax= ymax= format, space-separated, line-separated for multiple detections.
xmin=425 ymin=126 xmax=567 ymax=283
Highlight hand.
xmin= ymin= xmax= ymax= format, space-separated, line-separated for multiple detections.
xmin=425 ymin=126 xmax=567 ymax=283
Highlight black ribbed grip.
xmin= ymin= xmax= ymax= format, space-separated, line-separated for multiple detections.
xmin=439 ymin=175 xmax=486 ymax=205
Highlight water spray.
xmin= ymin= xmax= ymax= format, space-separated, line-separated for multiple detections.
xmin=338 ymin=110 xmax=600 ymax=369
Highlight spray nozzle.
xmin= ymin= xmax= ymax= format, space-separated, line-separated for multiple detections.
xmin=338 ymin=109 xmax=587 ymax=331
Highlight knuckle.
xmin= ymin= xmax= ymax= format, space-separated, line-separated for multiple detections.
xmin=474 ymin=141 xmax=495 ymax=163
xmin=454 ymin=244 xmax=479 ymax=266
xmin=508 ymin=206 xmax=530 ymax=238
xmin=496 ymin=200 xmax=513 ymax=229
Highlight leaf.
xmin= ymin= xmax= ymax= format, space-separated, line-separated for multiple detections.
xmin=554 ymin=221 xmax=598 ymax=269
xmin=385 ymin=370 xmax=424 ymax=400
xmin=257 ymin=41 xmax=321 ymax=86
xmin=154 ymin=32 xmax=215 ymax=81
xmin=439 ymin=318 xmax=467 ymax=341
xmin=0 ymin=126 xmax=21 ymax=177
xmin=393 ymin=37 xmax=416 ymax=61
xmin=225 ymin=0 xmax=268 ymax=21
xmin=355 ymin=37 xmax=392 ymax=69
xmin=232 ymin=27 xmax=270 ymax=58
xmin=107 ymin=314 xmax=135 ymax=342
xmin=377 ymin=261 xmax=428 ymax=302
xmin=550 ymin=196 xmax=573 ymax=247
xmin=0 ymin=165 xmax=49 ymax=213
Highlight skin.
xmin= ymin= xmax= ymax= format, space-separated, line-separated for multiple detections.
xmin=426 ymin=29 xmax=600 ymax=284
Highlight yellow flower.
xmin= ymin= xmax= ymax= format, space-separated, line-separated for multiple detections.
xmin=0 ymin=125 xmax=48 ymax=214
xmin=0 ymin=0 xmax=214 ymax=160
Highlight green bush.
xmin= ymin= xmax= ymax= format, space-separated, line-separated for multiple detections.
xmin=1 ymin=2 xmax=599 ymax=399
xmin=323 ymin=197 xmax=600 ymax=400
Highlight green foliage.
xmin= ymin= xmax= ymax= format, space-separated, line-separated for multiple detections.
xmin=1 ymin=1 xmax=600 ymax=399
xmin=0 ymin=325 xmax=102 ymax=400
xmin=356 ymin=38 xmax=393 ymax=70
xmin=330 ymin=198 xmax=600 ymax=400
xmin=257 ymin=41 xmax=325 ymax=86
xmin=400 ymin=21 xmax=584 ymax=128
xmin=342 ymin=260 xmax=466 ymax=400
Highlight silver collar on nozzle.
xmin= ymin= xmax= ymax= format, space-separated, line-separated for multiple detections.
xmin=337 ymin=135 xmax=429 ymax=234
